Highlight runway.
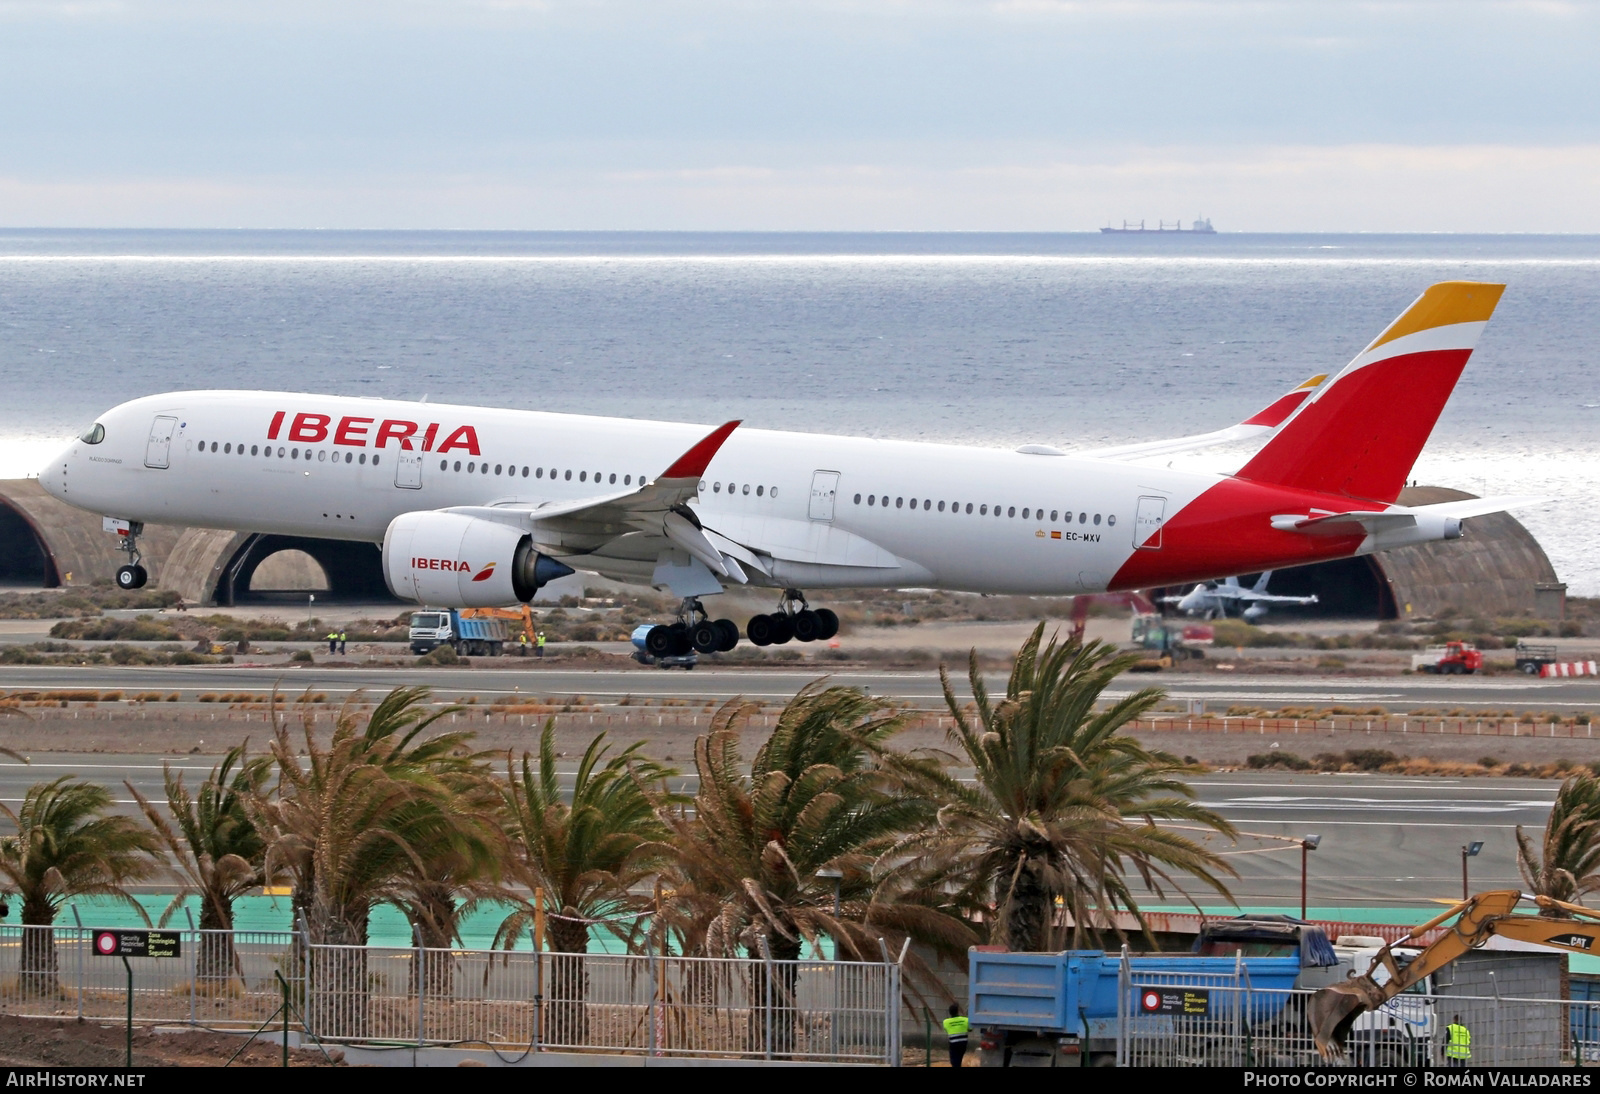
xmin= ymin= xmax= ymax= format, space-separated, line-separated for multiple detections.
xmin=0 ymin=755 xmax=1552 ymax=911
xmin=2 ymin=663 xmax=1598 ymax=711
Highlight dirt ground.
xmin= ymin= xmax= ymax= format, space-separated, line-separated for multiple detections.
xmin=0 ymin=1013 xmax=342 ymax=1066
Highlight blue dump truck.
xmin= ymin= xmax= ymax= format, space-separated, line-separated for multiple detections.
xmin=409 ymin=609 xmax=509 ymax=656
xmin=969 ymin=917 xmax=1345 ymax=1066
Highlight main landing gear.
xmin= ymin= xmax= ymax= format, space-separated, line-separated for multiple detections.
xmin=111 ymin=520 xmax=149 ymax=590
xmin=645 ymin=598 xmax=740 ymax=658
xmin=745 ymin=589 xmax=839 ymax=647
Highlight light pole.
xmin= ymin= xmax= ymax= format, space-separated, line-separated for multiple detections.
xmin=816 ymin=867 xmax=843 ymax=917
xmin=1462 ymin=841 xmax=1484 ymax=900
xmin=1300 ymin=835 xmax=1322 ymax=920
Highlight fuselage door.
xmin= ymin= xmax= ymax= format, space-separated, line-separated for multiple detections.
xmin=1134 ymin=496 xmax=1166 ymax=550
xmin=808 ymin=470 xmax=840 ymax=522
xmin=144 ymin=416 xmax=178 ymax=469
xmin=395 ymin=450 xmax=423 ymax=489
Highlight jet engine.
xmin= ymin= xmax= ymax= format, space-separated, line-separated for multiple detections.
xmin=382 ymin=511 xmax=573 ymax=607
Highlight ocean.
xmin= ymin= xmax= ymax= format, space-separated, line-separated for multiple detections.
xmin=0 ymin=230 xmax=1592 ymax=592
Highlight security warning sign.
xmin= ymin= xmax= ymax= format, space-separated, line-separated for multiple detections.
xmin=1139 ymin=988 xmax=1210 ymax=1015
xmin=92 ymin=929 xmax=181 ymax=958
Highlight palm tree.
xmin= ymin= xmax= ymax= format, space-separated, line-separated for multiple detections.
xmin=496 ymin=722 xmax=677 ymax=1043
xmin=127 ymin=744 xmax=272 ymax=988
xmin=1517 ymin=773 xmax=1600 ymax=910
xmin=0 ymin=776 xmax=162 ymax=995
xmin=882 ymin=624 xmax=1236 ymax=952
xmin=1516 ymin=773 xmax=1600 ymax=1014
xmin=249 ymin=687 xmax=494 ymax=1035
xmin=658 ymin=683 xmax=970 ymax=1055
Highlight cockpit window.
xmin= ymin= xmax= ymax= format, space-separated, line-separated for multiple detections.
xmin=79 ymin=423 xmax=105 ymax=445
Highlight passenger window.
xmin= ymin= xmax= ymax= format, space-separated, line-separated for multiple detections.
xmin=965 ymin=503 xmax=973 ymax=514
xmin=290 ymin=449 xmax=298 ymax=460
xmin=610 ymin=473 xmax=617 ymax=484
xmin=1050 ymin=510 xmax=1058 ymax=522
xmin=251 ymin=445 xmax=259 ymax=456
xmin=1094 ymin=514 xmax=1102 ymax=525
xmin=937 ymin=501 xmax=945 ymax=512
xmin=522 ymin=467 xmax=529 ymax=477
xmin=224 ymin=443 xmax=232 ymax=454
xmin=580 ymin=471 xmax=587 ymax=482
xmin=896 ymin=497 xmax=904 ymax=508
xmin=1107 ymin=514 xmax=1116 ymax=526
xmin=867 ymin=495 xmax=875 ymax=506
xmin=495 ymin=464 xmax=502 ymax=475
xmin=854 ymin=494 xmax=862 ymax=504
xmin=624 ymin=475 xmax=632 ymax=485
xmin=979 ymin=504 xmax=987 ymax=515
xmin=212 ymin=442 xmax=219 ymax=452
xmin=564 ymin=470 xmax=571 ymax=480
xmin=1008 ymin=506 xmax=1015 ymax=517
xmin=743 ymin=484 xmax=751 ymax=495
xmin=345 ymin=452 xmax=353 ymax=463
xmin=372 ymin=455 xmax=379 ymax=466
xmin=1079 ymin=512 xmax=1087 ymax=523
xmin=277 ymin=447 xmax=285 ymax=457
xmin=757 ymin=485 xmax=764 ymax=497
xmin=1022 ymin=508 xmax=1030 ymax=519
xmin=440 ymin=460 xmax=448 ymax=470
xmin=468 ymin=462 xmax=476 ymax=472
xmin=454 ymin=461 xmax=461 ymax=471
xmin=714 ymin=482 xmax=722 ymax=492
xmin=318 ymin=451 xmax=326 ymax=462
xmin=536 ymin=467 xmax=544 ymax=478
xmin=770 ymin=487 xmax=778 ymax=499
xmin=482 ymin=463 xmax=489 ymax=474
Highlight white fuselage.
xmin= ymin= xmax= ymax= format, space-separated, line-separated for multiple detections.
xmin=42 ymin=390 xmax=1221 ymax=596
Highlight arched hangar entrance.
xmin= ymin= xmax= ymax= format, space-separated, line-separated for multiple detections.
xmin=213 ymin=534 xmax=394 ymax=605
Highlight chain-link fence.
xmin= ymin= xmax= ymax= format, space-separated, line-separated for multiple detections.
xmin=1116 ymin=967 xmax=1600 ymax=1068
xmin=0 ymin=925 xmax=901 ymax=1064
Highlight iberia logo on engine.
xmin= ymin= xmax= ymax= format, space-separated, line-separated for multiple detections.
xmin=410 ymin=559 xmax=500 ymax=582
xmin=413 ymin=558 xmax=473 ymax=572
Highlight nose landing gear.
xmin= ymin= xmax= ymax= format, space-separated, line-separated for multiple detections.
xmin=109 ymin=520 xmax=149 ymax=590
xmin=746 ymin=589 xmax=838 ymax=647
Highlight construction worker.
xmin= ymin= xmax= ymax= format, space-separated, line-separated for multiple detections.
xmin=1444 ymin=1014 xmax=1471 ymax=1066
xmin=518 ymin=631 xmax=531 ymax=656
xmin=943 ymin=1003 xmax=969 ymax=1068
xmin=326 ymin=631 xmax=338 ymax=654
xmin=536 ymin=631 xmax=547 ymax=658
xmin=338 ymin=630 xmax=347 ymax=655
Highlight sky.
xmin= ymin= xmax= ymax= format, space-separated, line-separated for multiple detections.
xmin=0 ymin=0 xmax=1596 ymax=230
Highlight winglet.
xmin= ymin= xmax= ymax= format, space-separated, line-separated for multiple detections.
xmin=1240 ymin=374 xmax=1325 ymax=428
xmin=659 ymin=420 xmax=741 ymax=481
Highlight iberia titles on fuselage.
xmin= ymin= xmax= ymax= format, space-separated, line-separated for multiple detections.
xmin=42 ymin=282 xmax=1538 ymax=647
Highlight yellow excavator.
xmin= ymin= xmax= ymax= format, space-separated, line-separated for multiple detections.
xmin=1311 ymin=889 xmax=1600 ymax=1059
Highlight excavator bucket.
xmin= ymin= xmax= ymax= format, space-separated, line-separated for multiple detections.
xmin=1309 ymin=981 xmax=1372 ymax=1058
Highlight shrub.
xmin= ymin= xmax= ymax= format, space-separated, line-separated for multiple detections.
xmin=1246 ymin=751 xmax=1313 ymax=771
xmin=290 ymin=650 xmax=314 ymax=664
xmin=1344 ymin=749 xmax=1400 ymax=772
xmin=418 ymin=646 xmax=459 ymax=666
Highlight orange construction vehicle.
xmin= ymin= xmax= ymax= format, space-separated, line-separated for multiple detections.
xmin=461 ymin=605 xmax=537 ymax=656
xmin=1311 ymin=890 xmax=1600 ymax=1058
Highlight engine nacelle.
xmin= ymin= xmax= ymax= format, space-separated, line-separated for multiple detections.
xmin=382 ymin=511 xmax=573 ymax=607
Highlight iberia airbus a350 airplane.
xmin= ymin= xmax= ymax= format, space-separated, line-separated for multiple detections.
xmin=41 ymin=281 xmax=1534 ymax=656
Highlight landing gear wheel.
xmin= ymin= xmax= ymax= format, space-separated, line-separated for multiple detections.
xmin=714 ymin=619 xmax=740 ymax=652
xmin=767 ymin=612 xmax=794 ymax=645
xmin=690 ymin=620 xmax=722 ymax=654
xmin=815 ymin=608 xmax=839 ymax=640
xmin=668 ymin=623 xmax=692 ymax=656
xmin=746 ymin=615 xmax=773 ymax=646
xmin=115 ymin=564 xmax=148 ymax=590
xmin=645 ymin=624 xmax=677 ymax=657
xmin=792 ymin=609 xmax=821 ymax=643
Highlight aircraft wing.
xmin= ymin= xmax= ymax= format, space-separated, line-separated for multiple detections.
xmin=443 ymin=420 xmax=745 ymax=579
xmin=1236 ymin=590 xmax=1320 ymax=606
xmin=1080 ymin=373 xmax=1326 ymax=461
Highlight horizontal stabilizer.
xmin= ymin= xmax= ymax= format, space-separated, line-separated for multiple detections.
xmin=1271 ymin=496 xmax=1545 ymax=538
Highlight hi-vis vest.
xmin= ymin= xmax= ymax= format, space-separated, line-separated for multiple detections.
xmin=1446 ymin=1023 xmax=1472 ymax=1059
xmin=944 ymin=1015 xmax=970 ymax=1042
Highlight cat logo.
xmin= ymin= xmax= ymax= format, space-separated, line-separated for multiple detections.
xmin=1549 ymin=934 xmax=1593 ymax=950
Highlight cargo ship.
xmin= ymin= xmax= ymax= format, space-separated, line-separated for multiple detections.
xmin=1101 ymin=218 xmax=1216 ymax=234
